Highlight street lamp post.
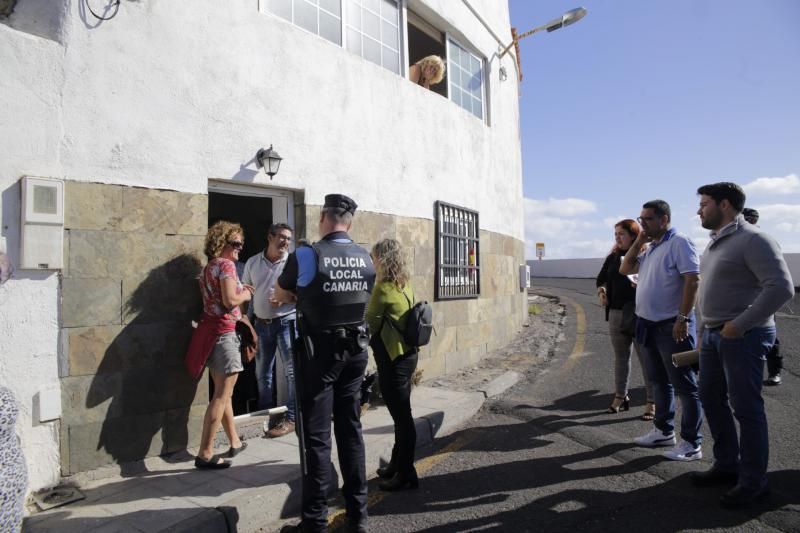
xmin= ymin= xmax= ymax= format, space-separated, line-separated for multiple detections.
xmin=499 ymin=7 xmax=587 ymax=59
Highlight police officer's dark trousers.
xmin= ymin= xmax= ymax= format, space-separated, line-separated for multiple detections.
xmin=300 ymin=339 xmax=368 ymax=531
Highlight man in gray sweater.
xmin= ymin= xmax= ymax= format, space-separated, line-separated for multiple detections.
xmin=693 ymin=182 xmax=794 ymax=508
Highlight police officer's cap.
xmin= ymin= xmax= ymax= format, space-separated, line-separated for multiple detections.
xmin=324 ymin=194 xmax=358 ymax=215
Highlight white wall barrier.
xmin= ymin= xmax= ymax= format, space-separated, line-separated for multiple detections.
xmin=529 ymin=253 xmax=800 ymax=285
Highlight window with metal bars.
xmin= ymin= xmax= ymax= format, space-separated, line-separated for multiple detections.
xmin=435 ymin=201 xmax=479 ymax=299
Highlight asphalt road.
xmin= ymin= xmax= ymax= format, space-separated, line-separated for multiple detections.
xmin=357 ymin=278 xmax=800 ymax=532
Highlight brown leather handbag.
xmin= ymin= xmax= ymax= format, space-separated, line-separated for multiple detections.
xmin=236 ymin=316 xmax=258 ymax=364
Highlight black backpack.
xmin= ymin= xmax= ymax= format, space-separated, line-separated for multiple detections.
xmin=388 ymin=291 xmax=434 ymax=348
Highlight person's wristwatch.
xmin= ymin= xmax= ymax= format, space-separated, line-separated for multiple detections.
xmin=677 ymin=313 xmax=690 ymax=323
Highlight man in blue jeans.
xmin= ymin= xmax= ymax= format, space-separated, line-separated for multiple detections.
xmin=242 ymin=223 xmax=297 ymax=438
xmin=620 ymin=199 xmax=703 ymax=462
xmin=694 ymin=183 xmax=794 ymax=508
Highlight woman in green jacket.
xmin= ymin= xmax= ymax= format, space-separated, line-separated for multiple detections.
xmin=366 ymin=238 xmax=419 ymax=491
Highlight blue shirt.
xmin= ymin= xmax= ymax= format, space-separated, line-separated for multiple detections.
xmin=635 ymin=227 xmax=700 ymax=322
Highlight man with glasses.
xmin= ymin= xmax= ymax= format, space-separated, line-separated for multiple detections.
xmin=241 ymin=223 xmax=297 ymax=438
xmin=620 ymin=199 xmax=703 ymax=462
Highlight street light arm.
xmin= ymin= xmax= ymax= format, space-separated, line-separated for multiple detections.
xmin=499 ymin=26 xmax=544 ymax=59
xmin=499 ymin=7 xmax=587 ymax=59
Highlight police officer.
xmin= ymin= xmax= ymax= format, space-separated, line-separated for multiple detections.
xmin=275 ymin=194 xmax=375 ymax=533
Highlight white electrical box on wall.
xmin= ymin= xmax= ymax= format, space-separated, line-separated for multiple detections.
xmin=20 ymin=176 xmax=64 ymax=270
xmin=519 ymin=264 xmax=530 ymax=290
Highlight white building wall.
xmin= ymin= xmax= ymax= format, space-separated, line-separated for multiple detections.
xmin=0 ymin=21 xmax=67 ymax=493
xmin=1 ymin=0 xmax=523 ymax=491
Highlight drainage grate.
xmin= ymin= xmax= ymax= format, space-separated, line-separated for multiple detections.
xmin=32 ymin=486 xmax=86 ymax=511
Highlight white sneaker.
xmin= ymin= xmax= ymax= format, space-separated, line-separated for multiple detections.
xmin=766 ymin=374 xmax=782 ymax=386
xmin=634 ymin=427 xmax=676 ymax=447
xmin=662 ymin=440 xmax=702 ymax=461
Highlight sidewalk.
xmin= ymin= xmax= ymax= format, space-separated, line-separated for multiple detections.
xmin=23 ymin=375 xmax=518 ymax=533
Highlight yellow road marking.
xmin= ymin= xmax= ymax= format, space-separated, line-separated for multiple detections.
xmin=330 ymin=292 xmax=586 ymax=527
xmin=328 ymin=437 xmax=468 ymax=528
xmin=555 ymin=294 xmax=586 ymax=372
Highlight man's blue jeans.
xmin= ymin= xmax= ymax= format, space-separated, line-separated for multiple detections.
xmin=639 ymin=318 xmax=703 ymax=447
xmin=254 ymin=314 xmax=296 ymax=422
xmin=700 ymin=326 xmax=775 ymax=490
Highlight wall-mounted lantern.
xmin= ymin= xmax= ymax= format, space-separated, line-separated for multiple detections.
xmin=256 ymin=145 xmax=283 ymax=179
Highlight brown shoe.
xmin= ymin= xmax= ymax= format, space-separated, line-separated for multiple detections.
xmin=266 ymin=420 xmax=295 ymax=438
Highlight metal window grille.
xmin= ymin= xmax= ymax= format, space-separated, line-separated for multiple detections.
xmin=435 ymin=201 xmax=479 ymax=299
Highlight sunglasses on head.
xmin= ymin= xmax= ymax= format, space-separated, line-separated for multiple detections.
xmin=228 ymin=240 xmax=244 ymax=250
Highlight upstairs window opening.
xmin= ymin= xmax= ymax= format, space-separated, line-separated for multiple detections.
xmin=345 ymin=0 xmax=401 ymax=74
xmin=265 ymin=0 xmax=342 ymax=45
xmin=447 ymin=38 xmax=484 ymax=120
xmin=406 ymin=11 xmax=447 ymax=98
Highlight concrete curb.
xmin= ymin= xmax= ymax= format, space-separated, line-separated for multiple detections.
xmin=477 ymin=370 xmax=521 ymax=398
xmin=25 ymin=383 xmax=498 ymax=533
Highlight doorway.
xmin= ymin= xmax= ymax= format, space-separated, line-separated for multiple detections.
xmin=207 ymin=181 xmax=294 ymax=416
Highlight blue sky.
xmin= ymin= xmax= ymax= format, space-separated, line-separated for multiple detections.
xmin=509 ymin=0 xmax=800 ymax=259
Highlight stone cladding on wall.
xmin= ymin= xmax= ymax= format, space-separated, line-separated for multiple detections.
xmin=304 ymin=207 xmax=528 ymax=382
xmin=60 ymin=181 xmax=208 ymax=474
xmin=59 ymin=186 xmax=524 ymax=475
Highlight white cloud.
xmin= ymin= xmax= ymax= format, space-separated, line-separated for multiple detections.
xmin=757 ymin=203 xmax=800 ymax=218
xmin=603 ymin=215 xmax=629 ymax=227
xmin=524 ymin=197 xmax=597 ymax=217
xmin=776 ymin=222 xmax=799 ymax=232
xmin=524 ymin=197 xmax=610 ymax=259
xmin=690 ymin=203 xmax=800 ymax=252
xmin=756 ymin=203 xmax=800 ymax=233
xmin=742 ymin=174 xmax=800 ymax=196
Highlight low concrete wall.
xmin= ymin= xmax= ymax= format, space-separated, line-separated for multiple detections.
xmin=528 ymin=258 xmax=603 ymax=279
xmin=529 ymin=254 xmax=800 ymax=284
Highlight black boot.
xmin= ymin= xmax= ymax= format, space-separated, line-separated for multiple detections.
xmin=376 ymin=463 xmax=396 ymax=479
xmin=379 ymin=469 xmax=419 ymax=491
xmin=377 ymin=445 xmax=398 ymax=479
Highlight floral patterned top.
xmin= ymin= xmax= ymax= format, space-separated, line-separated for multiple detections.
xmin=200 ymin=257 xmax=242 ymax=328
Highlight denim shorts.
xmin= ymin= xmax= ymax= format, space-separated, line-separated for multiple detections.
xmin=206 ymin=332 xmax=243 ymax=375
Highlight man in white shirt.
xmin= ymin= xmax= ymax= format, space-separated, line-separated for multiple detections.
xmin=242 ymin=223 xmax=297 ymax=438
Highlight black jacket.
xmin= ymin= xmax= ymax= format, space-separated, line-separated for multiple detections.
xmin=596 ymin=251 xmax=637 ymax=320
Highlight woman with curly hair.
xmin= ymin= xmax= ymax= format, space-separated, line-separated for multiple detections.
xmin=185 ymin=221 xmax=254 ymax=469
xmin=366 ymin=238 xmax=419 ymax=491
xmin=409 ymin=55 xmax=445 ymax=89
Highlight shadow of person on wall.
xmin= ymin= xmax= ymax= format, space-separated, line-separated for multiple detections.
xmin=86 ymin=254 xmax=203 ymax=476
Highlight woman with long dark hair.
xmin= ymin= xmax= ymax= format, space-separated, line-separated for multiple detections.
xmin=596 ymin=219 xmax=655 ymax=419
xmin=366 ymin=238 xmax=419 ymax=491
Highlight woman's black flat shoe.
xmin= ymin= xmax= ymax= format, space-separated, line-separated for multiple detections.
xmin=379 ymin=472 xmax=419 ymax=491
xmin=195 ymin=454 xmax=231 ymax=469
xmin=227 ymin=441 xmax=248 ymax=458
